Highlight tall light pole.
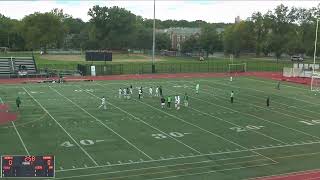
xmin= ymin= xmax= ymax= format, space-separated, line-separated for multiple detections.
xmin=152 ymin=0 xmax=156 ymax=73
xmin=313 ymin=18 xmax=319 ymax=75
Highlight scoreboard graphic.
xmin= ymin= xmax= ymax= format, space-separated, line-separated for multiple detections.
xmin=1 ymin=155 xmax=55 ymax=178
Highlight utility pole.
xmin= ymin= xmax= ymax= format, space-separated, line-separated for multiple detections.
xmin=152 ymin=0 xmax=156 ymax=73
xmin=313 ymin=18 xmax=319 ymax=75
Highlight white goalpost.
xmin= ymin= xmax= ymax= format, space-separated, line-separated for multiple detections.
xmin=311 ymin=74 xmax=320 ymax=92
xmin=228 ymin=63 xmax=247 ymax=73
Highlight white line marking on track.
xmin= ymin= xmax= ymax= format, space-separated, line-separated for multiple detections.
xmin=23 ymin=87 xmax=99 ymax=166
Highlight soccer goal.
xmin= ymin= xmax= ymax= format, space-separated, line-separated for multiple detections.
xmin=311 ymin=73 xmax=320 ymax=92
xmin=228 ymin=63 xmax=247 ymax=73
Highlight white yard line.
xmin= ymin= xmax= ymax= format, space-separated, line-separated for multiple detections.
xmin=242 ymin=77 xmax=319 ymax=105
xmin=202 ymin=79 xmax=320 ymax=117
xmin=11 ymin=121 xmax=30 ymax=155
xmin=54 ymin=157 xmax=275 ymax=179
xmin=166 ymin=81 xmax=320 ymax=141
xmin=23 ymin=87 xmax=99 ymax=166
xmin=80 ymin=83 xmax=203 ymax=155
xmin=116 ymin=82 xmax=277 ymax=164
xmin=147 ymin=81 xmax=286 ymax=145
xmin=49 ymin=85 xmax=154 ymax=160
xmin=56 ymin=139 xmax=320 ymax=173
xmin=57 ymin=153 xmax=259 ymax=173
xmin=0 ymin=97 xmax=30 ymax=155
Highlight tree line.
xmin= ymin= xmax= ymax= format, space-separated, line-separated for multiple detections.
xmin=0 ymin=4 xmax=319 ymax=59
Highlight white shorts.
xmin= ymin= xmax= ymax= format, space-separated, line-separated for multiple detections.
xmin=161 ymin=103 xmax=165 ymax=106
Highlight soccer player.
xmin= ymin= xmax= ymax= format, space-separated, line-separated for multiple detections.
xmin=230 ymin=76 xmax=233 ymax=82
xmin=184 ymin=93 xmax=189 ymax=107
xmin=167 ymin=95 xmax=172 ymax=108
xmin=138 ymin=87 xmax=143 ymax=99
xmin=159 ymin=86 xmax=163 ymax=96
xmin=266 ymin=96 xmax=270 ymax=107
xmin=276 ymin=81 xmax=281 ymax=90
xmin=230 ymin=91 xmax=234 ymax=103
xmin=126 ymin=87 xmax=131 ymax=99
xmin=118 ymin=88 xmax=122 ymax=98
xmin=99 ymin=96 xmax=106 ymax=110
xmin=123 ymin=88 xmax=127 ymax=99
xmin=175 ymin=95 xmax=180 ymax=110
xmin=149 ymin=87 xmax=153 ymax=97
xmin=155 ymin=86 xmax=159 ymax=97
xmin=16 ymin=96 xmax=21 ymax=110
xmin=160 ymin=96 xmax=166 ymax=108
xmin=196 ymin=84 xmax=199 ymax=94
xmin=129 ymin=85 xmax=133 ymax=95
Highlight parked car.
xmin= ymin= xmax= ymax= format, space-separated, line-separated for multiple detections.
xmin=291 ymin=55 xmax=304 ymax=61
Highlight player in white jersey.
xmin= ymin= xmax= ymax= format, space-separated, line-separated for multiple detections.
xmin=155 ymin=86 xmax=159 ymax=97
xmin=123 ymin=88 xmax=127 ymax=99
xmin=138 ymin=87 xmax=143 ymax=99
xmin=118 ymin=88 xmax=122 ymax=98
xmin=196 ymin=84 xmax=199 ymax=94
xmin=175 ymin=95 xmax=180 ymax=110
xmin=129 ymin=85 xmax=133 ymax=94
xmin=98 ymin=96 xmax=107 ymax=110
xmin=149 ymin=87 xmax=153 ymax=97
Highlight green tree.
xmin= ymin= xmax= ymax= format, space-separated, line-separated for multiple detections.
xmin=88 ymin=6 xmax=137 ymax=49
xmin=21 ymin=12 xmax=65 ymax=51
xmin=199 ymin=25 xmax=222 ymax=57
xmin=181 ymin=35 xmax=200 ymax=53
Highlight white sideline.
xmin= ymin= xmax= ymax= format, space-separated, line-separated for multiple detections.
xmin=57 ymin=154 xmax=259 ymax=173
xmin=23 ymin=87 xmax=99 ymax=166
xmin=0 ymin=97 xmax=30 ymax=155
xmin=53 ymin=156 xmax=275 ymax=179
xmin=56 ymin=139 xmax=320 ymax=173
xmin=48 ymin=85 xmax=153 ymax=160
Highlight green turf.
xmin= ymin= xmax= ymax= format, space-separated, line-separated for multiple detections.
xmin=1 ymin=77 xmax=320 ymax=179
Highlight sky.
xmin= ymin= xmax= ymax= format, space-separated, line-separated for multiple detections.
xmin=0 ymin=0 xmax=319 ymax=23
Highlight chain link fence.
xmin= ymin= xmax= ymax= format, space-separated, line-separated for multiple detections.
xmin=77 ymin=61 xmax=290 ymax=76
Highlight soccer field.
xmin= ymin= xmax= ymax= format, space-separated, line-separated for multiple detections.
xmin=1 ymin=76 xmax=320 ymax=179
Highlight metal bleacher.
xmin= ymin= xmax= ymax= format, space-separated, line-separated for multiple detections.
xmin=0 ymin=56 xmax=37 ymax=77
xmin=0 ymin=58 xmax=11 ymax=75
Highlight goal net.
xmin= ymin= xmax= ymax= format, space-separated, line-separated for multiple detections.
xmin=228 ymin=63 xmax=247 ymax=73
xmin=311 ymin=73 xmax=320 ymax=92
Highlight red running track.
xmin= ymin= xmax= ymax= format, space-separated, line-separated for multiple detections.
xmin=255 ymin=169 xmax=320 ymax=180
